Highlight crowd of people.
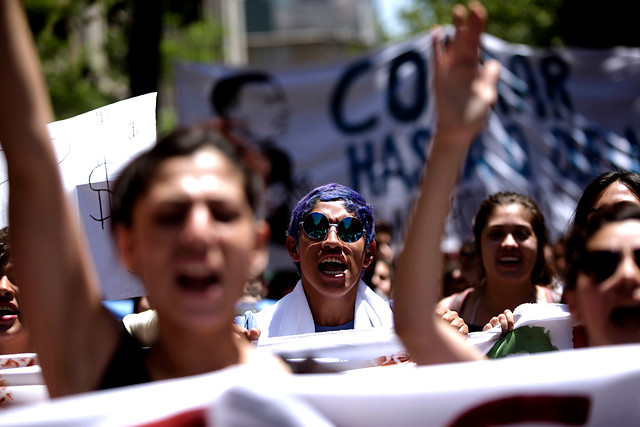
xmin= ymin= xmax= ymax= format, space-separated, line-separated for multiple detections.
xmin=1 ymin=0 xmax=639 ymax=413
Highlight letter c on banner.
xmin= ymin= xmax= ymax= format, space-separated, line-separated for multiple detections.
xmin=330 ymin=59 xmax=377 ymax=134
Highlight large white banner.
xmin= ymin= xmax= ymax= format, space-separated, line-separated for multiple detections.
xmin=0 ymin=304 xmax=632 ymax=423
xmin=177 ymin=31 xmax=640 ymax=260
xmin=1 ymin=343 xmax=639 ymax=426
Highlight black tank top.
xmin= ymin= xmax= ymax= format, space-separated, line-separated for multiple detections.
xmin=99 ymin=323 xmax=151 ymax=390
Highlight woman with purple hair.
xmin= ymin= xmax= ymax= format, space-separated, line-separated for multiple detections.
xmin=240 ymin=182 xmax=394 ymax=342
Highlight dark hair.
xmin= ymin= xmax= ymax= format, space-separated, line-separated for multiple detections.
xmin=110 ymin=120 xmax=270 ymax=234
xmin=210 ymin=72 xmax=274 ymax=117
xmin=473 ymin=191 xmax=554 ymax=286
xmin=362 ymin=254 xmax=394 ymax=293
xmin=564 ymin=202 xmax=640 ymax=290
xmin=375 ymin=221 xmax=394 ymax=238
xmin=0 ymin=227 xmax=10 ymax=268
xmin=570 ymin=170 xmax=640 ymax=231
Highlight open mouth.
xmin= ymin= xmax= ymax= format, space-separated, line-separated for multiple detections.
xmin=319 ymin=257 xmax=348 ymax=276
xmin=176 ymin=273 xmax=221 ymax=291
xmin=0 ymin=306 xmax=17 ymax=322
xmin=610 ymin=306 xmax=640 ymax=328
xmin=498 ymin=256 xmax=521 ymax=267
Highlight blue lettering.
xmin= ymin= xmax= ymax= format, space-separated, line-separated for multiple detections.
xmin=549 ymin=127 xmax=592 ymax=185
xmin=507 ymin=55 xmax=547 ymax=119
xmin=462 ymin=135 xmax=492 ymax=180
xmin=347 ymin=141 xmax=375 ymax=193
xmin=381 ymin=135 xmax=412 ymax=193
xmin=330 ymin=60 xmax=377 ymax=134
xmin=410 ymin=128 xmax=432 ymax=185
xmin=540 ymin=55 xmax=573 ymax=119
xmin=623 ymin=127 xmax=640 ymax=171
xmin=504 ymin=124 xmax=531 ymax=178
xmin=347 ymin=128 xmax=433 ymax=196
xmin=584 ymin=128 xmax=616 ymax=172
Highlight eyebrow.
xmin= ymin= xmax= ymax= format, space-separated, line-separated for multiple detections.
xmin=487 ymin=224 xmax=531 ymax=230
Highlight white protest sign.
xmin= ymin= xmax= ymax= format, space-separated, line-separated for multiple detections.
xmin=0 ymin=93 xmax=157 ymax=300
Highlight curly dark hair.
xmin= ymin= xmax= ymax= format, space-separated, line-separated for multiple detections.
xmin=0 ymin=227 xmax=9 ymax=269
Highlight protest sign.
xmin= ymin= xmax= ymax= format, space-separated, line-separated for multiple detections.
xmin=0 ymin=93 xmax=157 ymax=300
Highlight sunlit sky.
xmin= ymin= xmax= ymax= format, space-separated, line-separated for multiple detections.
xmin=374 ymin=0 xmax=412 ymax=36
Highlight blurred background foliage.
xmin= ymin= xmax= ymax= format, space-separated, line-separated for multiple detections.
xmin=25 ymin=0 xmax=224 ymax=135
xmin=23 ymin=0 xmax=640 ymax=135
xmin=398 ymin=0 xmax=640 ymax=48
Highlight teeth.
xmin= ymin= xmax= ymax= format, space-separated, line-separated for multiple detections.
xmin=180 ymin=266 xmax=212 ymax=276
xmin=319 ymin=257 xmax=347 ymax=275
xmin=323 ymin=270 xmax=343 ymax=276
xmin=500 ymin=257 xmax=519 ymax=262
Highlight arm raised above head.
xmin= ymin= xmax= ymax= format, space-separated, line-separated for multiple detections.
xmin=393 ymin=1 xmax=500 ymax=365
xmin=0 ymin=0 xmax=119 ymax=396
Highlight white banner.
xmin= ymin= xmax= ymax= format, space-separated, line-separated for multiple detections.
xmin=468 ymin=302 xmax=577 ymax=357
xmin=0 ymin=305 xmax=631 ymax=423
xmin=0 ymin=354 xmax=47 ymax=410
xmin=0 ymin=344 xmax=638 ymax=426
xmin=177 ymin=31 xmax=640 ymax=259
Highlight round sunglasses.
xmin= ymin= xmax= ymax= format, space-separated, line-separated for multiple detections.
xmin=302 ymin=212 xmax=364 ymax=243
xmin=580 ymin=248 xmax=640 ymax=282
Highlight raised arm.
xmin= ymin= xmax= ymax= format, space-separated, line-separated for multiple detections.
xmin=393 ymin=1 xmax=500 ymax=364
xmin=0 ymin=0 xmax=119 ymax=396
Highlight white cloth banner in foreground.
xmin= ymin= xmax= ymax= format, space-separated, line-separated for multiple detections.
xmin=0 ymin=344 xmax=638 ymax=426
xmin=0 ymin=93 xmax=157 ymax=300
xmin=177 ymin=32 xmax=640 ymax=257
xmin=0 ymin=303 xmax=579 ymax=412
xmin=468 ymin=303 xmax=578 ymax=357
xmin=0 ymin=354 xmax=47 ymax=410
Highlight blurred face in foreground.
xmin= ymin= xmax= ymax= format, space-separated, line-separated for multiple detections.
xmin=569 ymin=219 xmax=640 ymax=346
xmin=587 ymin=181 xmax=640 ymax=224
xmin=0 ymin=262 xmax=21 ymax=338
xmin=118 ymin=147 xmax=267 ymax=333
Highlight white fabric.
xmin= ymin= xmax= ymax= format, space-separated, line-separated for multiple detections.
xmin=122 ymin=309 xmax=159 ymax=347
xmin=255 ymin=279 xmax=393 ymax=343
xmin=467 ymin=303 xmax=576 ymax=356
xmin=3 ymin=345 xmax=640 ymax=425
xmin=0 ymin=353 xmax=48 ymax=409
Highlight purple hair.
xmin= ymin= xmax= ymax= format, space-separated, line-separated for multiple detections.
xmin=287 ymin=183 xmax=376 ymax=250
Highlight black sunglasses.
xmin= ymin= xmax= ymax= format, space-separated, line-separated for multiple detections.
xmin=581 ymin=249 xmax=640 ymax=282
xmin=302 ymin=212 xmax=364 ymax=243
